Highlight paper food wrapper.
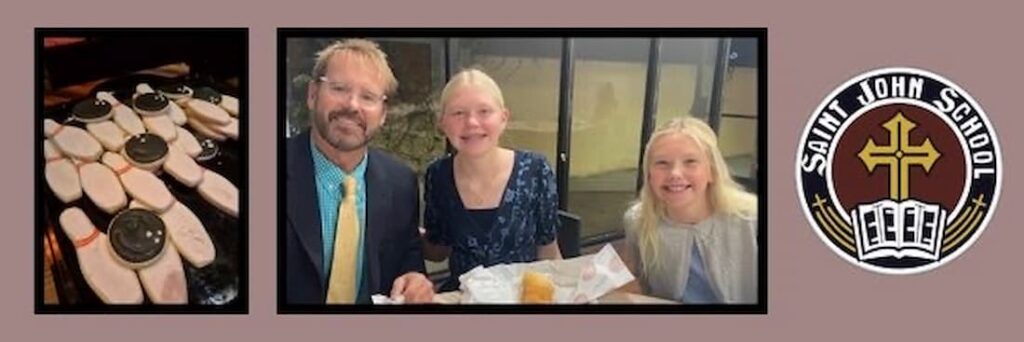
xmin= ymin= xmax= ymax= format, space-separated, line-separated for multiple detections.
xmin=371 ymin=294 xmax=405 ymax=304
xmin=458 ymin=243 xmax=634 ymax=304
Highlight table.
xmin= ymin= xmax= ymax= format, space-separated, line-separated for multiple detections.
xmin=431 ymin=289 xmax=677 ymax=304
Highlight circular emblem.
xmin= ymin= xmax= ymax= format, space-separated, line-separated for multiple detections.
xmin=796 ymin=67 xmax=1001 ymax=274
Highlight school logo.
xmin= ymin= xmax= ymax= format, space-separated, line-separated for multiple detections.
xmin=796 ymin=67 xmax=1001 ymax=274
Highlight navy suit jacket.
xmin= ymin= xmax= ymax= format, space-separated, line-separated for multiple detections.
xmin=285 ymin=130 xmax=425 ymax=305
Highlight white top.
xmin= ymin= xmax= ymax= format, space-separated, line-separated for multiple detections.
xmin=623 ymin=204 xmax=758 ymax=304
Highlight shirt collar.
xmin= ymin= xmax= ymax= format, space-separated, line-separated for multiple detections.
xmin=310 ymin=135 xmax=368 ymax=189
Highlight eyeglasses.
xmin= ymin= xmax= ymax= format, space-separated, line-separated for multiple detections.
xmin=318 ymin=76 xmax=388 ymax=108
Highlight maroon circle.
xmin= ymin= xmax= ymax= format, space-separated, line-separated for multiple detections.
xmin=832 ymin=103 xmax=966 ymax=214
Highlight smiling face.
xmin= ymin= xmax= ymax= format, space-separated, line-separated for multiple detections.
xmin=308 ymin=51 xmax=388 ymax=153
xmin=439 ymin=84 xmax=508 ymax=157
xmin=646 ymin=132 xmax=714 ymax=220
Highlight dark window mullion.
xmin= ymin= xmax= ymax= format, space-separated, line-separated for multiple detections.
xmin=707 ymin=38 xmax=732 ymax=134
xmin=636 ymin=37 xmax=662 ymax=194
xmin=555 ymin=38 xmax=575 ymax=210
xmin=444 ymin=38 xmax=455 ymax=154
xmin=444 ymin=38 xmax=455 ymax=80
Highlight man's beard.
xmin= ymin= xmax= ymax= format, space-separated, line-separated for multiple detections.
xmin=313 ymin=108 xmax=375 ymax=152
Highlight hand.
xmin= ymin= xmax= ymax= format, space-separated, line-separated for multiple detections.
xmin=391 ymin=272 xmax=435 ymax=304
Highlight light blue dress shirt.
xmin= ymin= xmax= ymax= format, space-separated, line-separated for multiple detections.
xmin=310 ymin=138 xmax=367 ymax=291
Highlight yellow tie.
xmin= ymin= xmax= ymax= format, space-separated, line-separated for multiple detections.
xmin=326 ymin=176 xmax=360 ymax=303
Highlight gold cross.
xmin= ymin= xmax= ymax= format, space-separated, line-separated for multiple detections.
xmin=812 ymin=193 xmax=828 ymax=211
xmin=857 ymin=112 xmax=941 ymax=200
xmin=971 ymin=194 xmax=987 ymax=208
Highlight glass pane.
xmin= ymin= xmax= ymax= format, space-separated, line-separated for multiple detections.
xmin=567 ymin=38 xmax=650 ymax=240
xmin=450 ymin=38 xmax=562 ymax=165
xmin=654 ymin=38 xmax=719 ymax=126
xmin=653 ymin=37 xmax=759 ymax=193
xmin=719 ymin=38 xmax=759 ymax=191
xmin=284 ymin=37 xmax=328 ymax=137
xmin=719 ymin=115 xmax=758 ymax=190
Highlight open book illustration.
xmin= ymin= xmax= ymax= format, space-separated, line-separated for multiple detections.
xmin=851 ymin=199 xmax=947 ymax=261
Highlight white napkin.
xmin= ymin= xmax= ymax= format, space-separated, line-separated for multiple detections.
xmin=458 ymin=244 xmax=635 ymax=304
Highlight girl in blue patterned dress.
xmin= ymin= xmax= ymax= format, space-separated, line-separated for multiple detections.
xmin=422 ymin=69 xmax=562 ymax=292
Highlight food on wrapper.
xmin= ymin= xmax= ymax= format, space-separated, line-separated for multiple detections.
xmin=454 ymin=244 xmax=635 ymax=304
xmin=520 ymin=271 xmax=555 ymax=304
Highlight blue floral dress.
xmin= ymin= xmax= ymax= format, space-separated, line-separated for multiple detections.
xmin=424 ymin=150 xmax=560 ymax=291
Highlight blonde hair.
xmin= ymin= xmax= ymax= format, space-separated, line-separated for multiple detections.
xmin=629 ymin=117 xmax=757 ymax=275
xmin=438 ymin=68 xmax=506 ymax=121
xmin=311 ymin=39 xmax=398 ymax=96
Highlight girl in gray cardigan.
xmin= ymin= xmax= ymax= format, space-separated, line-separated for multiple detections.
xmin=623 ymin=117 xmax=758 ymax=304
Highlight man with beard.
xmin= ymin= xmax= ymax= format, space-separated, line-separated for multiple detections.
xmin=285 ymin=39 xmax=434 ymax=304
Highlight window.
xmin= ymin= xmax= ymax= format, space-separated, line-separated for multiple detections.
xmin=567 ymin=38 xmax=650 ymax=240
xmin=719 ymin=38 xmax=759 ymax=190
xmin=285 ymin=37 xmax=447 ymax=175
xmin=283 ymin=34 xmax=761 ymax=276
xmin=449 ymin=38 xmax=562 ymax=164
